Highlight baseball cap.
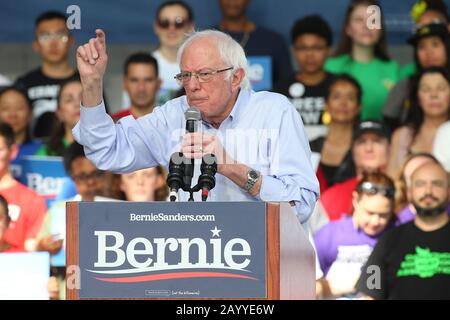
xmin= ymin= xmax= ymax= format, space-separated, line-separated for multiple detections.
xmin=407 ymin=22 xmax=450 ymax=46
xmin=353 ymin=120 xmax=391 ymax=142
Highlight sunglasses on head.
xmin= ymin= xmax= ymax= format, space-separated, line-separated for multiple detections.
xmin=157 ymin=17 xmax=188 ymax=29
xmin=357 ymin=182 xmax=395 ymax=199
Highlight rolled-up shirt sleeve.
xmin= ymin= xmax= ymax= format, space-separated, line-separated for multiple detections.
xmin=258 ymin=102 xmax=320 ymax=223
xmin=73 ymin=101 xmax=169 ymax=173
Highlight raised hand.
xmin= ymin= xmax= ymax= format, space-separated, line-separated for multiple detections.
xmin=76 ymin=29 xmax=108 ymax=107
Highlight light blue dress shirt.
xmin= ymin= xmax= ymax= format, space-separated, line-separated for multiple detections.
xmin=73 ymin=89 xmax=319 ymax=223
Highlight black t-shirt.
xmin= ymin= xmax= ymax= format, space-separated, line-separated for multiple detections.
xmin=356 ymin=220 xmax=450 ymax=300
xmin=274 ymin=72 xmax=334 ymax=141
xmin=15 ymin=68 xmax=80 ymax=138
xmin=218 ymin=26 xmax=292 ymax=86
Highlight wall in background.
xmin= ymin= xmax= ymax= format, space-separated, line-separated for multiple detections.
xmin=1 ymin=0 xmax=445 ymax=45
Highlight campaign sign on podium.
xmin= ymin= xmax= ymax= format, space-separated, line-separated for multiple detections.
xmin=77 ymin=202 xmax=267 ymax=299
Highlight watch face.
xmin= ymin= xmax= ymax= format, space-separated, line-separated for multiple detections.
xmin=249 ymin=170 xmax=259 ymax=179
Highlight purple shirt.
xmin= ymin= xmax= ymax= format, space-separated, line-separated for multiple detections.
xmin=314 ymin=216 xmax=389 ymax=275
xmin=397 ymin=203 xmax=450 ymax=225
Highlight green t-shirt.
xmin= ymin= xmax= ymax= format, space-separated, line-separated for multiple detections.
xmin=399 ymin=62 xmax=417 ymax=80
xmin=324 ymin=54 xmax=400 ymax=120
xmin=35 ymin=138 xmax=71 ymax=156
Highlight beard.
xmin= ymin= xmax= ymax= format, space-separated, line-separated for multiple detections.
xmin=412 ymin=194 xmax=449 ymax=218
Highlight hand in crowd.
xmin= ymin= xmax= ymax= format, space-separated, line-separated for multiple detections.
xmin=47 ymin=276 xmax=60 ymax=300
xmin=36 ymin=235 xmax=63 ymax=255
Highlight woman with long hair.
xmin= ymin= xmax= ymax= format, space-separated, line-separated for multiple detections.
xmin=36 ymin=79 xmax=81 ymax=156
xmin=387 ymin=67 xmax=450 ymax=177
xmin=0 ymin=86 xmax=42 ymax=162
xmin=325 ymin=0 xmax=400 ymax=121
xmin=310 ymin=74 xmax=361 ymax=192
xmin=383 ymin=22 xmax=450 ymax=130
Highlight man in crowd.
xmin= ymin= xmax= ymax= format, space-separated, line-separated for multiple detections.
xmin=15 ymin=11 xmax=79 ymax=138
xmin=112 ymin=53 xmax=161 ymax=122
xmin=357 ymin=161 xmax=450 ymax=299
xmin=318 ymin=120 xmax=390 ymax=222
xmin=216 ymin=0 xmax=292 ymax=85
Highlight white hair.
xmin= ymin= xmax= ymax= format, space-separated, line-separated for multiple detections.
xmin=177 ymin=29 xmax=250 ymax=90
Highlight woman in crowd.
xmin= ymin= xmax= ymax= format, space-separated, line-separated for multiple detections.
xmin=0 ymin=87 xmax=42 ymax=162
xmin=314 ymin=172 xmax=396 ymax=299
xmin=119 ymin=166 xmax=168 ymax=201
xmin=310 ymin=75 xmax=361 ymax=192
xmin=402 ymin=0 xmax=450 ymax=78
xmin=152 ymin=1 xmax=194 ymax=105
xmin=383 ymin=22 xmax=450 ymax=130
xmin=387 ymin=67 xmax=450 ymax=177
xmin=325 ymin=0 xmax=400 ymax=121
xmin=36 ymin=80 xmax=81 ymax=156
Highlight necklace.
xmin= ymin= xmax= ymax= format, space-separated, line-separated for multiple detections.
xmin=220 ymin=21 xmax=252 ymax=49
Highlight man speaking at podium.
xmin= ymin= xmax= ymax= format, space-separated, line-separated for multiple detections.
xmin=73 ymin=29 xmax=319 ymax=224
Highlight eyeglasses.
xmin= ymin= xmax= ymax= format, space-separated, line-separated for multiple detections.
xmin=294 ymin=45 xmax=327 ymax=52
xmin=72 ymin=170 xmax=104 ymax=183
xmin=37 ymin=32 xmax=69 ymax=43
xmin=357 ymin=182 xmax=395 ymax=198
xmin=174 ymin=67 xmax=234 ymax=85
xmin=157 ymin=17 xmax=189 ymax=29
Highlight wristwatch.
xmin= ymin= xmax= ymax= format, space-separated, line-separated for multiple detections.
xmin=243 ymin=169 xmax=261 ymax=192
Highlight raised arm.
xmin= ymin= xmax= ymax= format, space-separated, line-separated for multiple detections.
xmin=76 ymin=29 xmax=108 ymax=107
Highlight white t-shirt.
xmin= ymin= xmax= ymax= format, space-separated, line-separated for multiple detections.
xmin=433 ymin=121 xmax=450 ymax=172
xmin=153 ymin=50 xmax=181 ymax=106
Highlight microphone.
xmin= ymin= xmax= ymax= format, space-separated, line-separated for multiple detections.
xmin=167 ymin=152 xmax=185 ymax=202
xmin=198 ymin=154 xmax=217 ymax=201
xmin=184 ymin=107 xmax=201 ymax=189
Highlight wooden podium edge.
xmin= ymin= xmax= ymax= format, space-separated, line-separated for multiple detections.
xmin=66 ymin=201 xmax=79 ymax=300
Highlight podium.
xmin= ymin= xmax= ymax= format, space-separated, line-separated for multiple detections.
xmin=66 ymin=201 xmax=315 ymax=300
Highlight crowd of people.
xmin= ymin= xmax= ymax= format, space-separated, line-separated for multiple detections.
xmin=0 ymin=0 xmax=449 ymax=300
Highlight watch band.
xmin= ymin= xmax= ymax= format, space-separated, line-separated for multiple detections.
xmin=243 ymin=169 xmax=260 ymax=192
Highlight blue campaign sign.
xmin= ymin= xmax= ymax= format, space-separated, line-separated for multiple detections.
xmin=17 ymin=156 xmax=68 ymax=208
xmin=247 ymin=56 xmax=272 ymax=91
xmin=78 ymin=202 xmax=267 ymax=299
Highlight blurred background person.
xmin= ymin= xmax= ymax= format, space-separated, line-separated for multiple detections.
xmin=0 ymin=194 xmax=10 ymax=249
xmin=152 ymin=0 xmax=194 ymax=105
xmin=356 ymin=161 xmax=450 ymax=300
xmin=14 ymin=11 xmax=79 ymax=139
xmin=315 ymin=172 xmax=396 ymax=299
xmin=393 ymin=153 xmax=449 ymax=224
xmin=36 ymin=79 xmax=81 ymax=156
xmin=0 ymin=123 xmax=47 ymax=252
xmin=325 ymin=0 xmax=400 ymax=121
xmin=319 ymin=120 xmax=390 ymax=221
xmin=0 ymin=87 xmax=42 ymax=167
xmin=216 ymin=0 xmax=291 ymax=85
xmin=34 ymin=142 xmax=108 ymax=300
xmin=119 ymin=166 xmax=168 ymax=201
xmin=433 ymin=120 xmax=450 ymax=172
xmin=383 ymin=22 xmax=450 ymax=131
xmin=112 ymin=53 xmax=161 ymax=122
xmin=403 ymin=0 xmax=450 ymax=79
xmin=387 ymin=67 xmax=450 ymax=177
xmin=274 ymin=15 xmax=334 ymax=141
xmin=310 ymin=75 xmax=361 ymax=192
